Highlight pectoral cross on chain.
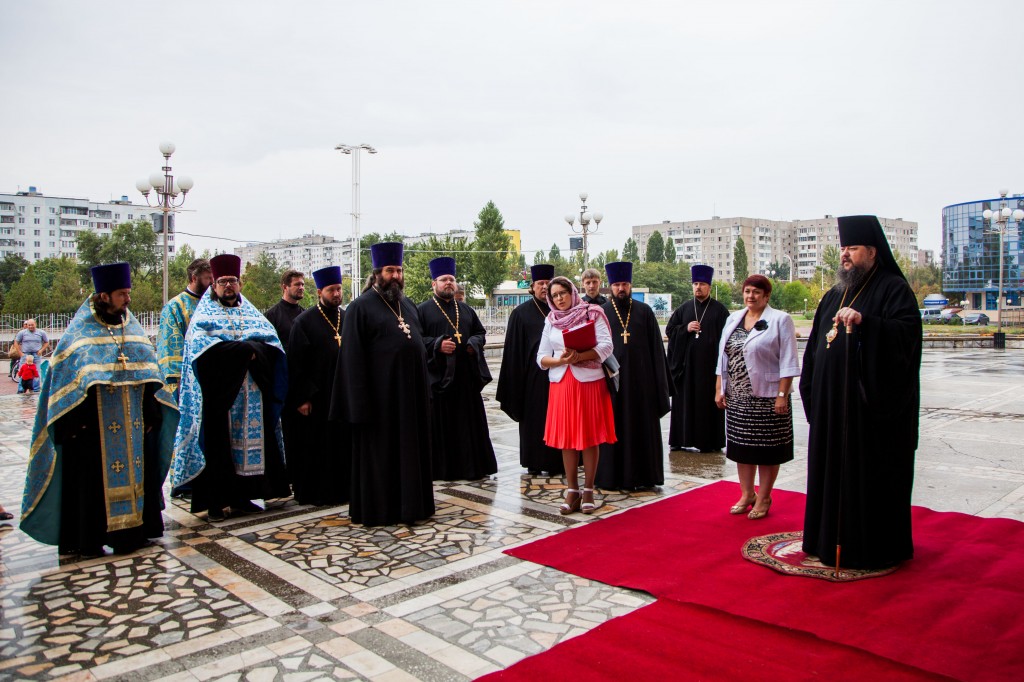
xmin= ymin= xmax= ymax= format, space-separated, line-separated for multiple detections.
xmin=453 ymin=330 xmax=463 ymax=344
xmin=334 ymin=333 xmax=341 ymax=347
xmin=398 ymin=316 xmax=412 ymax=339
xmin=117 ymin=353 xmax=129 ymax=369
xmin=621 ymin=330 xmax=630 ymax=344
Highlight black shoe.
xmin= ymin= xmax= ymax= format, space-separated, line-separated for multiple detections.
xmin=79 ymin=546 xmax=106 ymax=559
xmin=207 ymin=507 xmax=227 ymax=522
xmin=527 ymin=469 xmax=542 ymax=476
xmin=231 ymin=500 xmax=263 ymax=515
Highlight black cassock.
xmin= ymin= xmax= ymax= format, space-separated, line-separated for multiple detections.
xmin=496 ymin=297 xmax=564 ymax=475
xmin=665 ymin=297 xmax=729 ymax=451
xmin=265 ymin=298 xmax=303 ymax=490
xmin=597 ymin=298 xmax=671 ymax=489
xmin=191 ymin=340 xmax=291 ymax=513
xmin=418 ymin=296 xmax=497 ymax=481
xmin=264 ymin=300 xmax=303 ymax=352
xmin=331 ymin=290 xmax=434 ymax=526
xmin=800 ymin=269 xmax=921 ymax=569
xmin=54 ymin=384 xmax=165 ymax=554
xmin=287 ymin=303 xmax=350 ymax=505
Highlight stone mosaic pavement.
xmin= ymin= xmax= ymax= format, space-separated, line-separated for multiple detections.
xmin=1 ymin=349 xmax=1023 ymax=680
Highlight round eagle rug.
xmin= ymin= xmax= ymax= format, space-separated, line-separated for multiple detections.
xmin=742 ymin=531 xmax=900 ymax=582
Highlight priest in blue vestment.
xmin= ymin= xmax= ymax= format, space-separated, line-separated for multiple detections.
xmin=171 ymin=254 xmax=290 ymax=521
xmin=21 ymin=262 xmax=178 ymax=558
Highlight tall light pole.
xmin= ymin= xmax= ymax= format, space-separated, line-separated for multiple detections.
xmin=335 ymin=143 xmax=377 ymax=300
xmin=782 ymin=254 xmax=795 ymax=282
xmin=136 ymin=142 xmax=193 ymax=305
xmin=565 ymin=192 xmax=603 ymax=267
xmin=982 ymin=189 xmax=1024 ymax=345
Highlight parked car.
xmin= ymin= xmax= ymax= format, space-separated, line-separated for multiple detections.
xmin=963 ymin=313 xmax=990 ymax=326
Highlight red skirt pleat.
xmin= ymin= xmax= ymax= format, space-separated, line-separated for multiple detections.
xmin=543 ymin=369 xmax=617 ymax=451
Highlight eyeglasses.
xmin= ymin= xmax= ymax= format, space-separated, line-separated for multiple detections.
xmin=551 ymin=290 xmax=571 ymax=299
xmin=215 ymin=278 xmax=239 ymax=286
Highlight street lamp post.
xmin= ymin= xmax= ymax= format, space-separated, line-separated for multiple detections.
xmin=782 ymin=254 xmax=795 ymax=282
xmin=136 ymin=142 xmax=193 ymax=305
xmin=335 ymin=143 xmax=377 ymax=300
xmin=564 ymin=192 xmax=603 ymax=267
xmin=982 ymin=189 xmax=1024 ymax=348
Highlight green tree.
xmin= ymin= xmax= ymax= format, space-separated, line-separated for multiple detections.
xmin=768 ymin=259 xmax=790 ymax=281
xmin=3 ymin=268 xmax=48 ymax=315
xmin=646 ymin=231 xmax=665 ymax=263
xmin=622 ymin=238 xmax=639 ymax=262
xmin=733 ymin=237 xmax=749 ymax=282
xmin=633 ymin=261 xmax=693 ymax=303
xmin=664 ymin=237 xmax=677 ymax=263
xmin=0 ymin=254 xmax=29 ymax=291
xmin=472 ymin=201 xmax=512 ymax=303
xmin=775 ymin=280 xmax=812 ymax=313
xmin=711 ymin=279 xmax=733 ymax=308
xmin=547 ymin=243 xmax=573 ymax=279
xmin=533 ymin=249 xmax=547 ymax=265
xmin=47 ymin=258 xmax=86 ymax=313
xmin=75 ymin=219 xmax=161 ymax=288
xmin=242 ymin=251 xmax=284 ymax=310
xmin=821 ymin=245 xmax=840 ymax=276
xmin=167 ymin=244 xmax=198 ymax=295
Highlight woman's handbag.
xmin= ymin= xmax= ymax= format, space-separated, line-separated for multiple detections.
xmin=8 ymin=344 xmax=21 ymax=361
xmin=602 ymin=353 xmax=620 ymax=393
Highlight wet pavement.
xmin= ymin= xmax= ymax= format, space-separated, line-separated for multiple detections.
xmin=0 ymin=348 xmax=1022 ymax=680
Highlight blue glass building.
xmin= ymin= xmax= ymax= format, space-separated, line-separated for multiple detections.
xmin=942 ymin=196 xmax=1024 ymax=310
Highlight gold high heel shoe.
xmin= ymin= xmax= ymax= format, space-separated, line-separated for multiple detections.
xmin=729 ymin=497 xmax=756 ymax=515
xmin=748 ymin=498 xmax=772 ymax=520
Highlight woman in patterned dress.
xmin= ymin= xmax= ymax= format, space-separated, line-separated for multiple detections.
xmin=714 ymin=275 xmax=800 ymax=519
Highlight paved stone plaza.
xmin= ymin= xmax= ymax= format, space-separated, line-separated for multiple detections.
xmin=1 ymin=348 xmax=1022 ymax=681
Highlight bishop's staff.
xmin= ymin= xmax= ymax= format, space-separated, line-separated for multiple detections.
xmin=835 ymin=320 xmax=854 ymax=578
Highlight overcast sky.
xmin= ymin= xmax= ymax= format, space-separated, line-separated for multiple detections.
xmin=2 ymin=1 xmax=1021 ymax=261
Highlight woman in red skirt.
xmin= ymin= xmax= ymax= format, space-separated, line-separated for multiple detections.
xmin=537 ymin=277 xmax=616 ymax=515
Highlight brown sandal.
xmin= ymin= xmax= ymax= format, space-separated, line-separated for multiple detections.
xmin=560 ymin=489 xmax=581 ymax=515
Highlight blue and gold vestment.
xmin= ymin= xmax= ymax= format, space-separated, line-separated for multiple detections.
xmin=156 ymin=289 xmax=201 ymax=400
xmin=20 ymin=298 xmax=178 ymax=546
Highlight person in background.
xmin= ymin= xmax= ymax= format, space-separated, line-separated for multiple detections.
xmin=156 ymin=258 xmax=212 ymax=401
xmin=580 ymin=268 xmax=607 ymax=305
xmin=715 ymin=275 xmax=799 ymax=520
xmin=597 ymin=261 xmax=671 ymax=491
xmin=496 ymin=265 xmax=565 ymax=477
xmin=264 ymin=269 xmax=305 ymax=353
xmin=666 ymin=264 xmax=729 ymax=452
xmin=537 ymin=276 xmax=616 ymax=514
xmin=17 ymin=354 xmax=39 ymax=394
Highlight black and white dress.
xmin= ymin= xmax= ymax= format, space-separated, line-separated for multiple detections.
xmin=723 ymin=326 xmax=794 ymax=465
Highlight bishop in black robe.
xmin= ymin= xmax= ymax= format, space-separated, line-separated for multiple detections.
xmin=801 ymin=215 xmax=922 ymax=569
xmin=597 ymin=266 xmax=671 ymax=490
xmin=418 ymin=259 xmax=497 ymax=481
xmin=330 ymin=245 xmax=434 ymax=526
xmin=496 ymin=277 xmax=564 ymax=476
xmin=287 ymin=267 xmax=350 ymax=505
xmin=666 ymin=278 xmax=729 ymax=452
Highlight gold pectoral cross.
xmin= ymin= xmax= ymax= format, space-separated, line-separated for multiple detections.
xmin=398 ymin=316 xmax=412 ymax=338
xmin=117 ymin=353 xmax=129 ymax=369
xmin=453 ymin=330 xmax=463 ymax=344
xmin=621 ymin=330 xmax=630 ymax=344
xmin=334 ymin=333 xmax=341 ymax=347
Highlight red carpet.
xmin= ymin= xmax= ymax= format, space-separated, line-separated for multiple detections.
xmin=489 ymin=481 xmax=1024 ymax=681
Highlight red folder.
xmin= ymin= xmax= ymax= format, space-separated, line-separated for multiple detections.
xmin=562 ymin=319 xmax=597 ymax=351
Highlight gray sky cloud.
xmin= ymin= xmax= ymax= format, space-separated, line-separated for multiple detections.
xmin=2 ymin=1 xmax=1020 ymax=260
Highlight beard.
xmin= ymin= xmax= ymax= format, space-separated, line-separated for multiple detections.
xmin=94 ymin=296 xmax=127 ymax=322
xmin=211 ymin=289 xmax=240 ymax=307
xmin=614 ymin=290 xmax=631 ymax=302
xmin=435 ymin=288 xmax=455 ymax=301
xmin=376 ymin=276 xmax=404 ymax=303
xmin=837 ymin=263 xmax=870 ymax=292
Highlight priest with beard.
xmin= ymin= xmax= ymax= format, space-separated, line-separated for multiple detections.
xmin=666 ymin=264 xmax=729 ymax=452
xmin=286 ymin=265 xmax=350 ymax=505
xmin=21 ymin=263 xmax=177 ymax=558
xmin=801 ymin=215 xmax=921 ymax=569
xmin=596 ymin=261 xmax=671 ymax=490
xmin=171 ymin=254 xmax=290 ymax=522
xmin=418 ymin=257 xmax=497 ymax=481
xmin=330 ymin=242 xmax=434 ymax=526
xmin=496 ymin=264 xmax=564 ymax=476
